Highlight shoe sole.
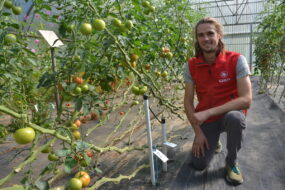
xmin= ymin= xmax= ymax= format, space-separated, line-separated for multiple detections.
xmin=215 ymin=147 xmax=222 ymax=153
xmin=226 ymin=175 xmax=243 ymax=185
xmin=215 ymin=142 xmax=222 ymax=153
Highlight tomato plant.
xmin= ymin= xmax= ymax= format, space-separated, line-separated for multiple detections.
xmin=254 ymin=0 xmax=285 ymax=94
xmin=0 ymin=0 xmax=205 ymax=189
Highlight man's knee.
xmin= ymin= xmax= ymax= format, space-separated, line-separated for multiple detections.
xmin=224 ymin=111 xmax=246 ymax=129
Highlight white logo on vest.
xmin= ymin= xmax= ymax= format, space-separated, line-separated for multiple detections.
xmin=219 ymin=71 xmax=230 ymax=83
xmin=220 ymin=71 xmax=228 ymax=78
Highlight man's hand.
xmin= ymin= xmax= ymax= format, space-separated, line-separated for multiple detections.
xmin=192 ymin=110 xmax=211 ymax=126
xmin=192 ymin=131 xmax=210 ymax=158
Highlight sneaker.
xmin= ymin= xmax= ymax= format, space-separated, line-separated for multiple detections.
xmin=226 ymin=164 xmax=244 ymax=184
xmin=215 ymin=140 xmax=222 ymax=153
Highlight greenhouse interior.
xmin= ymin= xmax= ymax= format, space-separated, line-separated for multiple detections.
xmin=0 ymin=0 xmax=284 ymax=190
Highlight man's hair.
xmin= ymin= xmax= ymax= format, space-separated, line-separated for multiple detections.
xmin=194 ymin=17 xmax=225 ymax=57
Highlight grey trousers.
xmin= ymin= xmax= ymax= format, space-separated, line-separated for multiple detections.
xmin=191 ymin=110 xmax=246 ymax=170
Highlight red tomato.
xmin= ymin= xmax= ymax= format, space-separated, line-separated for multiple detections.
xmin=86 ymin=151 xmax=93 ymax=157
xmin=72 ymin=76 xmax=84 ymax=85
xmin=75 ymin=120 xmax=81 ymax=127
xmin=90 ymin=112 xmax=98 ymax=120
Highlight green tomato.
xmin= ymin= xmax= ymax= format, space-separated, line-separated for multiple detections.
xmin=161 ymin=71 xmax=168 ymax=78
xmin=112 ymin=18 xmax=122 ymax=27
xmin=73 ymin=55 xmax=81 ymax=61
xmin=142 ymin=1 xmax=150 ymax=7
xmin=139 ymin=86 xmax=148 ymax=95
xmin=131 ymin=86 xmax=140 ymax=95
xmin=181 ymin=37 xmax=186 ymax=42
xmin=66 ymin=24 xmax=75 ymax=32
xmin=93 ymin=19 xmax=106 ymax=31
xmin=166 ymin=52 xmax=173 ymax=59
xmin=80 ymin=23 xmax=92 ymax=35
xmin=69 ymin=178 xmax=82 ymax=190
xmin=155 ymin=71 xmax=161 ymax=77
xmin=130 ymin=54 xmax=139 ymax=62
xmin=74 ymin=87 xmax=82 ymax=94
xmin=132 ymin=101 xmax=140 ymax=106
xmin=143 ymin=9 xmax=150 ymax=15
xmin=12 ymin=6 xmax=22 ymax=15
xmin=4 ymin=33 xmax=16 ymax=44
xmin=14 ymin=127 xmax=35 ymax=144
xmin=149 ymin=6 xmax=155 ymax=12
xmin=73 ymin=130 xmax=81 ymax=140
xmin=81 ymin=84 xmax=89 ymax=92
xmin=125 ymin=20 xmax=133 ymax=30
xmin=48 ymin=153 xmax=59 ymax=161
xmin=41 ymin=145 xmax=52 ymax=153
xmin=70 ymin=123 xmax=78 ymax=131
xmin=4 ymin=0 xmax=13 ymax=9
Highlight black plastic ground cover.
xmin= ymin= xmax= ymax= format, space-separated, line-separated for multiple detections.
xmin=169 ymin=77 xmax=285 ymax=190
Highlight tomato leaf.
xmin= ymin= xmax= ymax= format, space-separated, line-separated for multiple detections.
xmin=56 ymin=148 xmax=71 ymax=157
xmin=20 ymin=176 xmax=29 ymax=186
xmin=2 ymin=12 xmax=12 ymax=16
xmin=23 ymin=58 xmax=37 ymax=66
xmin=75 ymin=98 xmax=83 ymax=111
xmin=37 ymin=72 xmax=55 ymax=88
xmin=95 ymin=167 xmax=103 ymax=174
xmin=10 ymin=23 xmax=20 ymax=29
xmin=75 ymin=141 xmax=91 ymax=152
xmin=22 ymin=48 xmax=37 ymax=56
xmin=35 ymin=180 xmax=49 ymax=190
xmin=64 ymin=156 xmax=77 ymax=173
xmin=42 ymin=5 xmax=52 ymax=10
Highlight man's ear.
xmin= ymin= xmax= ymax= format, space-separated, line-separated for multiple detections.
xmin=218 ymin=33 xmax=223 ymax=40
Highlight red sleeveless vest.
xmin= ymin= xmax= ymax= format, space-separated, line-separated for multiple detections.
xmin=188 ymin=51 xmax=247 ymax=123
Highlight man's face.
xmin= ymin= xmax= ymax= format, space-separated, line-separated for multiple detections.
xmin=197 ymin=23 xmax=221 ymax=54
